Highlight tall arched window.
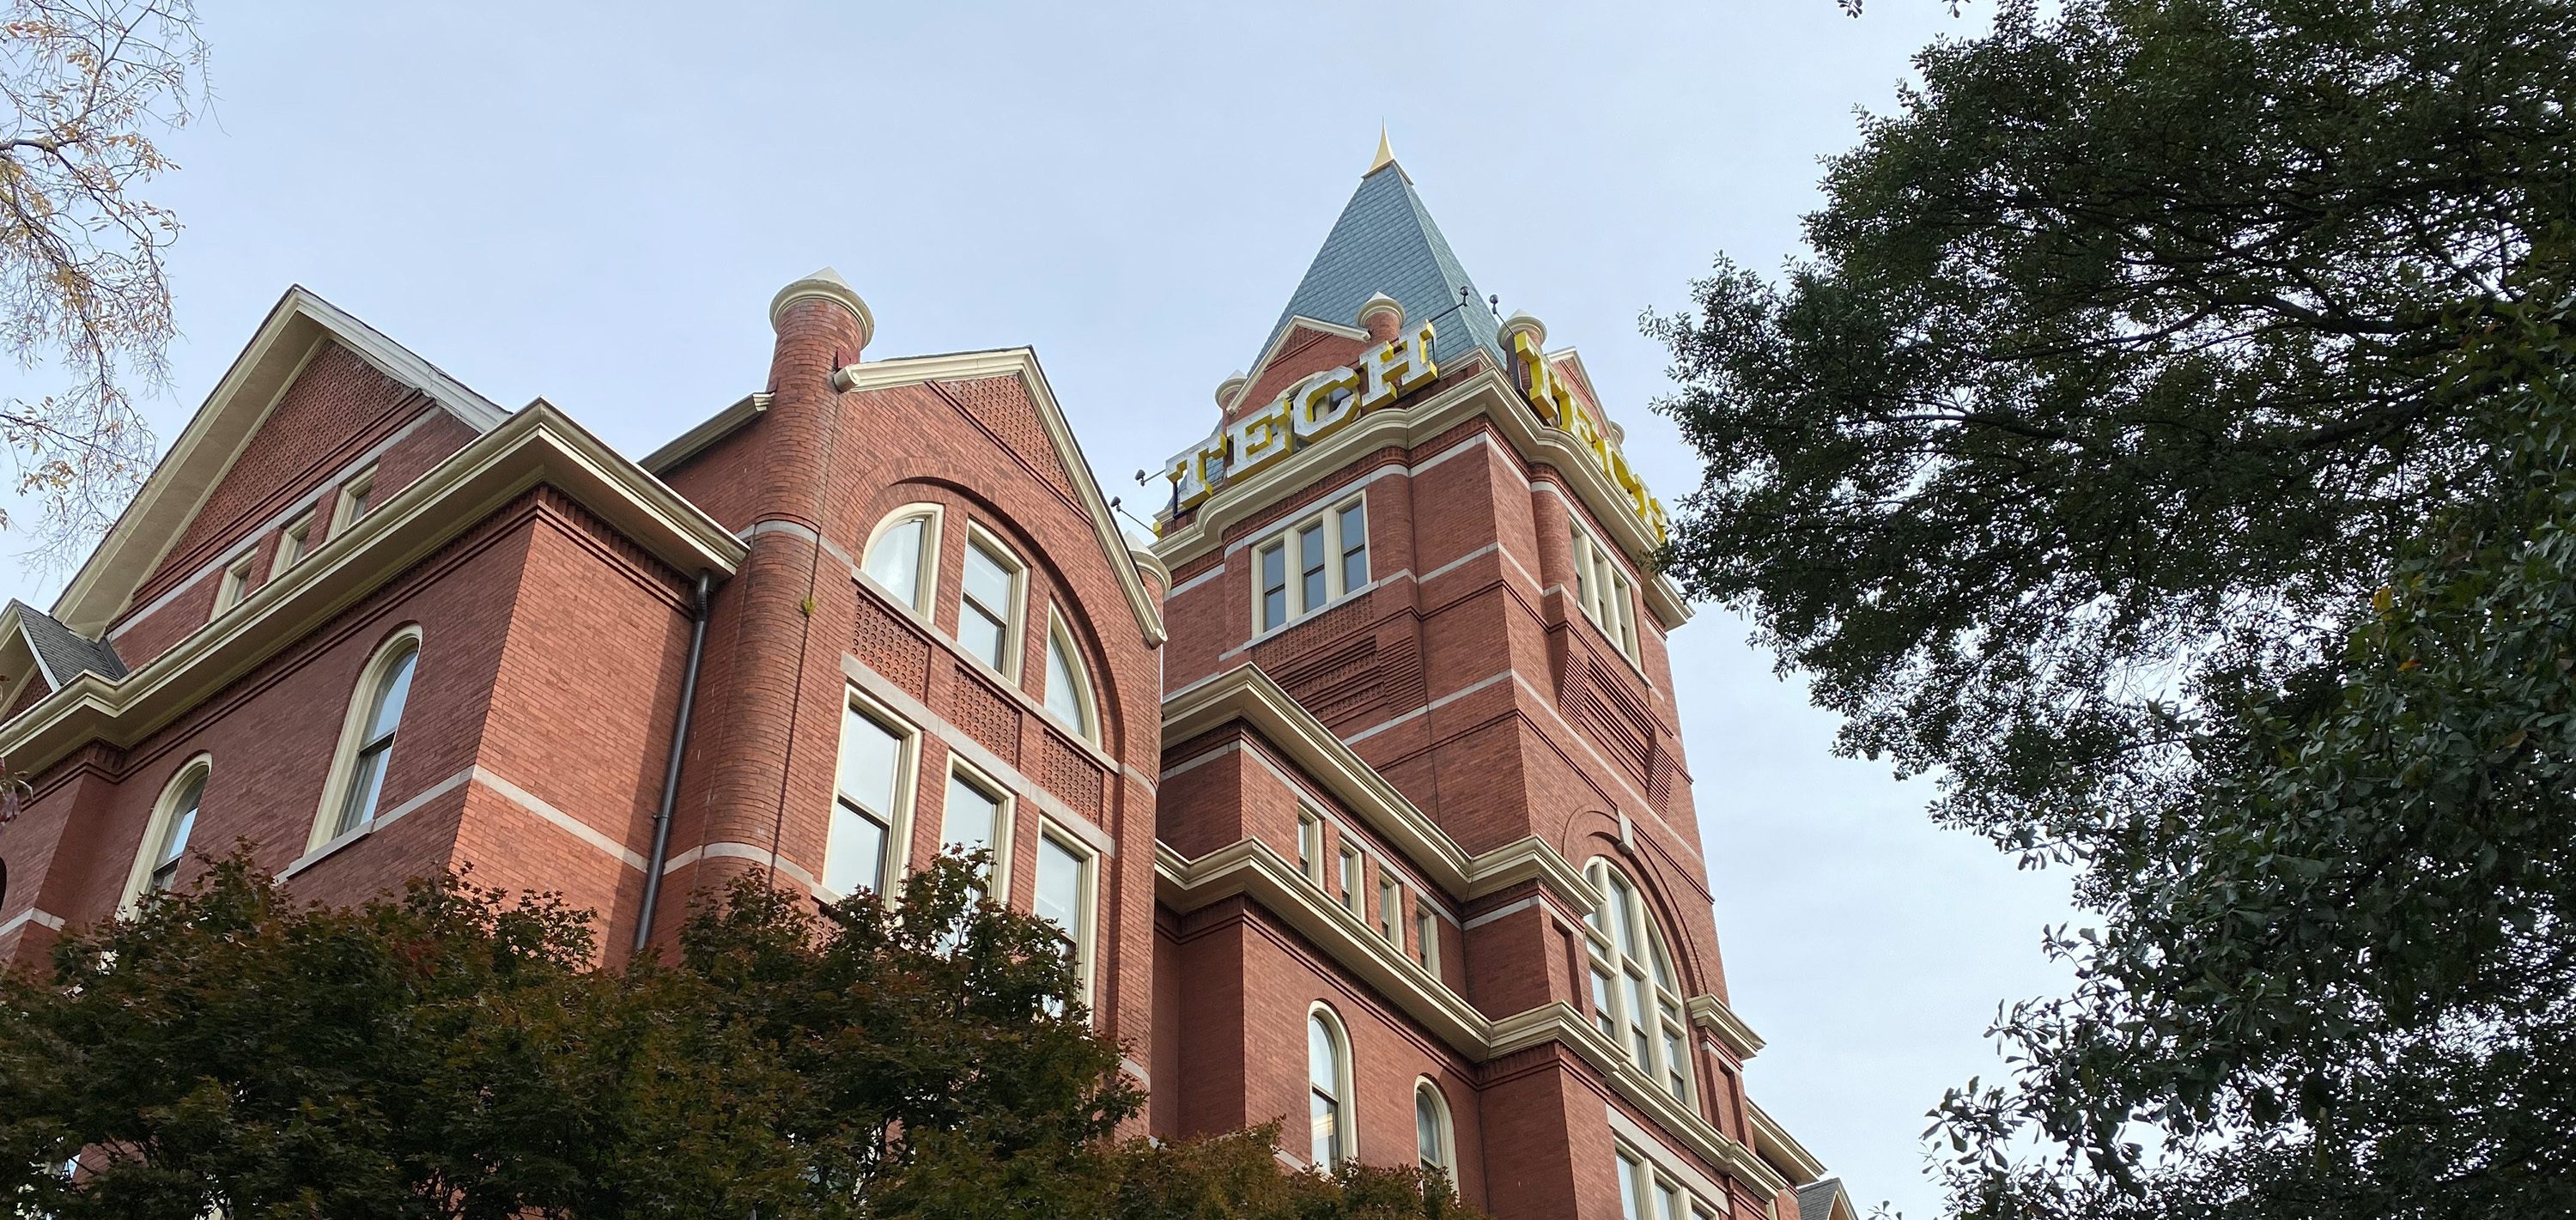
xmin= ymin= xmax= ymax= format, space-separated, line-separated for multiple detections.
xmin=862 ymin=505 xmax=940 ymax=613
xmin=1584 ymin=859 xmax=1692 ymax=1105
xmin=1308 ymin=1005 xmax=1354 ymax=1170
xmin=122 ymin=756 xmax=210 ymax=910
xmin=315 ymin=630 xmax=421 ymax=847
xmin=1042 ymin=611 xmax=1095 ymax=740
xmin=1413 ymin=1078 xmax=1455 ymax=1181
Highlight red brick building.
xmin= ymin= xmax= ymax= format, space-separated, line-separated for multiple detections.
xmin=0 ymin=143 xmax=1835 ymax=1219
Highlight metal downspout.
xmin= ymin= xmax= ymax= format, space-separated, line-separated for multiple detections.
xmin=635 ymin=569 xmax=716 ymax=956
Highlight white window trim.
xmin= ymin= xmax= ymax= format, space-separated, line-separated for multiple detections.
xmin=941 ymin=755 xmax=1017 ymax=897
xmin=859 ymin=502 xmax=945 ymax=616
xmin=1612 ymin=1133 xmax=1723 ymax=1220
xmin=1414 ymin=900 xmax=1441 ymax=974
xmin=823 ymin=686 xmax=920 ymax=907
xmin=1250 ymin=491 xmax=1370 ymax=636
xmin=331 ymin=465 xmax=379 ymax=535
xmin=308 ymin=626 xmax=423 ymax=852
xmin=1338 ymin=842 xmax=1364 ymax=915
xmin=1583 ymin=858 xmax=1695 ymax=1111
xmin=1297 ymin=806 xmax=1324 ymax=885
xmin=1034 ymin=818 xmax=1098 ymax=1008
xmin=957 ymin=521 xmax=1029 ymax=681
xmin=1570 ymin=524 xmax=1643 ymax=666
xmin=1042 ymin=609 xmax=1098 ymax=743
xmin=211 ymin=550 xmax=255 ymax=619
xmin=1414 ymin=1077 xmax=1456 ymax=1181
xmin=272 ymin=509 xmax=317 ymax=580
xmin=119 ymin=754 xmax=213 ymax=914
xmin=1307 ymin=1001 xmax=1358 ymax=1168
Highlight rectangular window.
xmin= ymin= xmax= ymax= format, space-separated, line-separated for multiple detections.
xmin=1590 ymin=964 xmax=1618 ymax=1039
xmin=1250 ymin=493 xmax=1369 ymax=634
xmin=1625 ymin=972 xmax=1653 ymax=1068
xmin=1338 ymin=501 xmax=1368 ymax=591
xmin=943 ymin=766 xmax=1006 ymax=895
xmin=332 ymin=466 xmax=377 ymax=533
xmin=1339 ymin=847 xmax=1363 ymax=914
xmin=1297 ymin=809 xmax=1322 ymax=883
xmin=1298 ymin=522 xmax=1327 ymax=610
xmin=212 ymin=552 xmax=254 ymax=618
xmin=1570 ymin=527 xmax=1640 ymax=661
xmin=960 ymin=537 xmax=1020 ymax=672
xmin=1033 ymin=825 xmax=1094 ymax=1005
xmin=1414 ymin=904 xmax=1437 ymax=972
xmin=826 ymin=699 xmax=908 ymax=898
xmin=1658 ymin=1182 xmax=1683 ymax=1220
xmin=1663 ymin=1025 xmax=1688 ymax=1100
xmin=1377 ymin=875 xmax=1399 ymax=942
xmin=1616 ymin=1150 xmax=1647 ymax=1220
xmin=1260 ymin=541 xmax=1288 ymax=630
xmin=272 ymin=511 xmax=314 ymax=580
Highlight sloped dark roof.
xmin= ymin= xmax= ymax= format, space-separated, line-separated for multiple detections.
xmin=11 ymin=599 xmax=125 ymax=684
xmin=1254 ymin=161 xmax=1502 ymax=373
xmin=1795 ymin=1178 xmax=1848 ymax=1220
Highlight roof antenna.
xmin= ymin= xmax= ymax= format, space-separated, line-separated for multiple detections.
xmin=1488 ymin=294 xmax=1499 ymax=316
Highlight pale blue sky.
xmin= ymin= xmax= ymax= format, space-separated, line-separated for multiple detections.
xmin=2 ymin=3 xmax=2076 ymax=1213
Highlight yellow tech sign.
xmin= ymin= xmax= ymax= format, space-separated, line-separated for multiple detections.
xmin=1163 ymin=321 xmax=1668 ymax=548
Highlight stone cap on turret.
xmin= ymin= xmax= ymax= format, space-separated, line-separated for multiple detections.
xmin=769 ymin=267 xmax=875 ymax=349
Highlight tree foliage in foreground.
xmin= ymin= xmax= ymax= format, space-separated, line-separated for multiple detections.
xmin=1649 ymin=1 xmax=2576 ymax=1217
xmin=0 ymin=850 xmax=1479 ymax=1219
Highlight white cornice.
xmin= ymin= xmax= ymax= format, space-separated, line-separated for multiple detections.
xmin=1686 ymin=993 xmax=1767 ymax=1061
xmin=1150 ymin=366 xmax=1691 ymax=630
xmin=641 ymin=392 xmax=769 ymax=474
xmin=1156 ymin=835 xmax=1790 ymax=1198
xmin=1747 ymin=1101 xmax=1829 ymax=1186
xmin=0 ymin=401 xmax=747 ymax=779
xmin=53 ymin=286 xmax=511 ymax=636
xmin=1160 ymin=663 xmax=1601 ymax=912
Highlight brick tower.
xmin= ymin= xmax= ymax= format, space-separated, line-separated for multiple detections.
xmin=1146 ymin=138 xmax=1824 ymax=1220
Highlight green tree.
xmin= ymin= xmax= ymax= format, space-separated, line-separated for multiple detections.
xmin=0 ymin=849 xmax=1479 ymax=1219
xmin=1648 ymin=1 xmax=2576 ymax=1217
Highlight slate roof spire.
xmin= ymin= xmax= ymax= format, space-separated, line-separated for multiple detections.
xmin=1253 ymin=137 xmax=1501 ymax=373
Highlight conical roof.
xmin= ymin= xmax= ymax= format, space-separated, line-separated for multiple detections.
xmin=1253 ymin=152 xmax=1500 ymax=373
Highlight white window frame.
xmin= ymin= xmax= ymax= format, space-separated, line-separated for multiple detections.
xmin=309 ymin=626 xmax=423 ymax=852
xmin=1250 ymin=491 xmax=1370 ymax=636
xmin=1307 ymin=1002 xmax=1358 ymax=1169
xmin=272 ymin=509 xmax=317 ymax=580
xmin=1041 ymin=610 xmax=1097 ymax=742
xmin=1338 ymin=843 xmax=1364 ymax=915
xmin=1584 ymin=859 xmax=1693 ymax=1109
xmin=1032 ymin=818 xmax=1098 ymax=1007
xmin=211 ymin=549 xmax=255 ymax=619
xmin=1413 ymin=1077 xmax=1455 ymax=1182
xmin=825 ymin=687 xmax=919 ymax=905
xmin=940 ymin=756 xmax=1016 ymax=897
xmin=1569 ymin=524 xmax=1641 ymax=663
xmin=331 ymin=465 xmax=379 ymax=535
xmin=120 ymin=754 xmax=212 ymax=913
xmin=1377 ymin=872 xmax=1400 ymax=943
xmin=860 ymin=503 xmax=944 ymax=616
xmin=1614 ymin=1140 xmax=1716 ymax=1220
xmin=956 ymin=522 xmax=1029 ymax=679
xmin=1413 ymin=901 xmax=1440 ymax=974
xmin=1297 ymin=807 xmax=1324 ymax=884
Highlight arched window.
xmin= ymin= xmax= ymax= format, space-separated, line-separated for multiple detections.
xmin=1584 ymin=859 xmax=1692 ymax=1105
xmin=1413 ymin=1078 xmax=1455 ymax=1181
xmin=314 ymin=630 xmax=421 ymax=847
xmin=122 ymin=756 xmax=210 ymax=910
xmin=1308 ymin=1005 xmax=1354 ymax=1170
xmin=862 ymin=505 xmax=940 ymax=613
xmin=1042 ymin=611 xmax=1095 ymax=740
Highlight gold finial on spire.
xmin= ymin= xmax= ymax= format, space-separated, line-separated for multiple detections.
xmin=1367 ymin=127 xmax=1398 ymax=176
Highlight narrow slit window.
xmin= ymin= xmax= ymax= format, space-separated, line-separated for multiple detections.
xmin=1340 ymin=847 xmax=1363 ymax=914
xmin=1297 ymin=810 xmax=1321 ymax=882
xmin=1378 ymin=875 xmax=1399 ymax=942
xmin=1299 ymin=522 xmax=1327 ymax=610
xmin=1414 ymin=904 xmax=1437 ymax=970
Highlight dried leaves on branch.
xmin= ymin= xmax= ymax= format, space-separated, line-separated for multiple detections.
xmin=0 ymin=0 xmax=204 ymax=569
xmin=0 ymin=850 xmax=1481 ymax=1219
xmin=1651 ymin=0 xmax=2576 ymax=1217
